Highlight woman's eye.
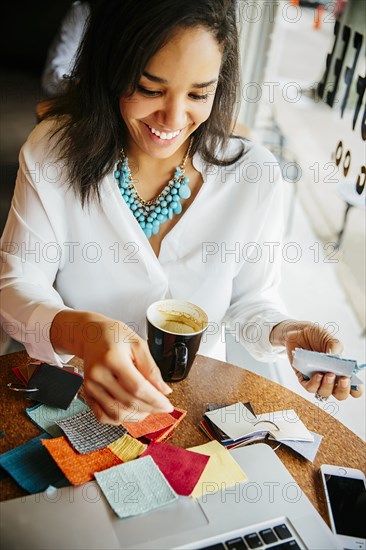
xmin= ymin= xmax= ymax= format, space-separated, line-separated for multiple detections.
xmin=137 ymin=85 xmax=160 ymax=96
xmin=137 ymin=85 xmax=209 ymax=101
xmin=190 ymin=93 xmax=209 ymax=101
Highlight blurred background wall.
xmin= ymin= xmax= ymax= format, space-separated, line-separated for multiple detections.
xmin=1 ymin=1 xmax=74 ymax=233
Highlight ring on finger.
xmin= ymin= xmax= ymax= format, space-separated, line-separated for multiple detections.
xmin=315 ymin=391 xmax=329 ymax=402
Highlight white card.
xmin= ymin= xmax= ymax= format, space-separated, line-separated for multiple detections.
xmin=256 ymin=410 xmax=314 ymax=442
xmin=205 ymin=402 xmax=258 ymax=441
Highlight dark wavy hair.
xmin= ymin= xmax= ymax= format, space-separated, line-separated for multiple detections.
xmin=44 ymin=0 xmax=243 ymax=205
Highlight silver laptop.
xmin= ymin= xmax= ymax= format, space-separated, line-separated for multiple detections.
xmin=0 ymin=443 xmax=341 ymax=550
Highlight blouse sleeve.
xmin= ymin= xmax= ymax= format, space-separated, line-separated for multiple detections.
xmin=223 ymin=152 xmax=290 ymax=362
xmin=0 ymin=126 xmax=73 ymax=365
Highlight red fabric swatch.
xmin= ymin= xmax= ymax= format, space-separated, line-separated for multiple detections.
xmin=141 ymin=441 xmax=210 ymax=496
xmin=12 ymin=367 xmax=28 ymax=385
xmin=42 ymin=436 xmax=122 ymax=485
xmin=145 ymin=407 xmax=187 ymax=442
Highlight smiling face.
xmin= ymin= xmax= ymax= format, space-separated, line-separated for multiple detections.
xmin=119 ymin=26 xmax=223 ymax=161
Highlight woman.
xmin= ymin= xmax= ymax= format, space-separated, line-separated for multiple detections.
xmin=0 ymin=0 xmax=361 ymax=424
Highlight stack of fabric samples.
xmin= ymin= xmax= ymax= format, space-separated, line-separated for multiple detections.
xmin=11 ymin=361 xmax=84 ymax=409
xmin=200 ymin=402 xmax=316 ymax=451
xmin=0 ymin=399 xmax=248 ymax=519
xmin=200 ymin=402 xmax=266 ymax=449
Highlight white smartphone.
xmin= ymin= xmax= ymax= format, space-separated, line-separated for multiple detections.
xmin=320 ymin=464 xmax=366 ymax=549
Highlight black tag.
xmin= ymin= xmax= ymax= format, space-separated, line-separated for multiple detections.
xmin=28 ymin=363 xmax=84 ymax=410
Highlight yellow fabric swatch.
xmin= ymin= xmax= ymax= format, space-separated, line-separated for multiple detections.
xmin=108 ymin=434 xmax=146 ymax=462
xmin=188 ymin=440 xmax=248 ymax=499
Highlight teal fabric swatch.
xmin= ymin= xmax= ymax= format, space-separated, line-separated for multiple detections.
xmin=95 ymin=455 xmax=178 ymax=518
xmin=0 ymin=434 xmax=69 ymax=493
xmin=26 ymin=399 xmax=90 ymax=437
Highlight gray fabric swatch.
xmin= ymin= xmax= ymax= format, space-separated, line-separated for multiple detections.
xmin=95 ymin=456 xmax=178 ymax=518
xmin=26 ymin=399 xmax=90 ymax=437
xmin=56 ymin=409 xmax=127 ymax=454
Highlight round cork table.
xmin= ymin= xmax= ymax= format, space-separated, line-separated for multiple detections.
xmin=1 ymin=351 xmax=365 ymax=526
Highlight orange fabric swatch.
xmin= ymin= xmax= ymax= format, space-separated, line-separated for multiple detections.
xmin=42 ymin=436 xmax=122 ymax=486
xmin=121 ymin=412 xmax=175 ymax=439
xmin=146 ymin=408 xmax=187 ymax=442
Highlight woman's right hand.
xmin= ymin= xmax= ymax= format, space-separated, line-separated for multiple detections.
xmin=50 ymin=311 xmax=173 ymax=424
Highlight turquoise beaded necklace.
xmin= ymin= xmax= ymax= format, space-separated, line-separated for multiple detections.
xmin=114 ymin=139 xmax=193 ymax=239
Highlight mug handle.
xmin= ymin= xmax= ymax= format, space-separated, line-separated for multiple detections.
xmin=171 ymin=342 xmax=188 ymax=380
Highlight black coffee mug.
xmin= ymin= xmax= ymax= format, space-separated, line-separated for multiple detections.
xmin=146 ymin=299 xmax=208 ymax=382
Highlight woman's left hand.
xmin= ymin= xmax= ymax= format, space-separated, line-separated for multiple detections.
xmin=271 ymin=320 xmax=363 ymax=401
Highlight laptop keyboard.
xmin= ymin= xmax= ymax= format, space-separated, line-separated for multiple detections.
xmin=198 ymin=522 xmax=301 ymax=550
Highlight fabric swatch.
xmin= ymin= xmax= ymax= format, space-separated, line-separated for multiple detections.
xmin=0 ymin=434 xmax=69 ymax=493
xmin=141 ymin=442 xmax=210 ymax=496
xmin=12 ymin=361 xmax=42 ymax=385
xmin=188 ymin=440 xmax=248 ymax=499
xmin=42 ymin=436 xmax=122 ymax=485
xmin=27 ymin=362 xmax=42 ymax=379
xmin=121 ymin=412 xmax=175 ymax=439
xmin=56 ymin=409 xmax=127 ymax=454
xmin=12 ymin=366 xmax=28 ymax=385
xmin=27 ymin=363 xmax=84 ymax=409
xmin=108 ymin=434 xmax=146 ymax=462
xmin=26 ymin=399 xmax=90 ymax=437
xmin=95 ymin=455 xmax=178 ymax=518
xmin=145 ymin=407 xmax=187 ymax=442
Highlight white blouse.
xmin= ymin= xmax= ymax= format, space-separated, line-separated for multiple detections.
xmin=0 ymin=120 xmax=288 ymax=366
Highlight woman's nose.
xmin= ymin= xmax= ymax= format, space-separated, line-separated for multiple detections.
xmin=158 ymin=97 xmax=187 ymax=130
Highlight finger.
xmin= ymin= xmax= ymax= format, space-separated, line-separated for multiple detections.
xmin=84 ymin=380 xmax=149 ymax=424
xmin=332 ymin=376 xmax=351 ymax=401
xmin=84 ymin=383 xmax=135 ymax=425
xmin=316 ymin=372 xmax=336 ymax=398
xmin=326 ymin=339 xmax=344 ymax=355
xmin=87 ymin=364 xmax=167 ymax=415
xmin=133 ymin=341 xmax=172 ymax=395
xmin=296 ymin=372 xmax=323 ymax=393
xmin=92 ymin=349 xmax=173 ymax=412
xmin=84 ymin=385 xmax=123 ymax=425
xmin=298 ymin=325 xmax=344 ymax=355
xmin=350 ymin=385 xmax=363 ymax=398
xmin=293 ymin=367 xmax=309 ymax=380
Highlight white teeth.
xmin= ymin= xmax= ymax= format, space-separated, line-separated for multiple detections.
xmin=149 ymin=127 xmax=180 ymax=140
